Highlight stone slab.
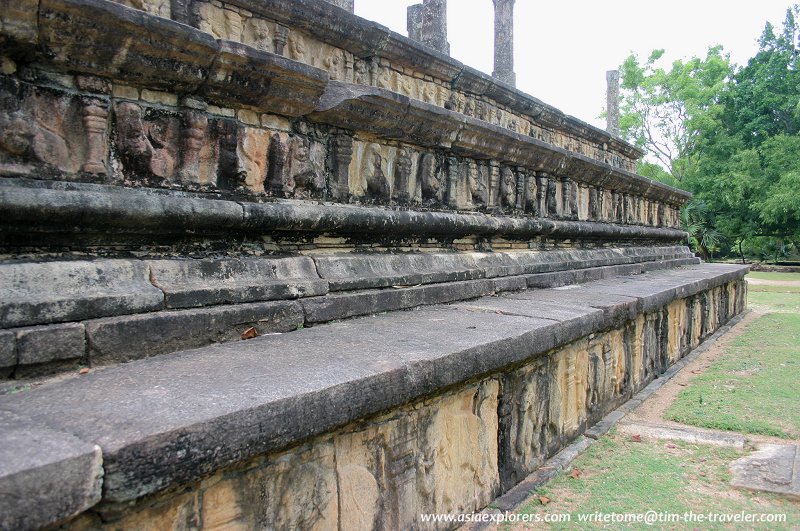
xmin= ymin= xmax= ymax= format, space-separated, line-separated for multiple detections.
xmin=301 ymin=278 xmax=501 ymax=323
xmin=730 ymin=444 xmax=800 ymax=499
xmin=86 ymin=300 xmax=304 ymax=365
xmin=15 ymin=322 xmax=85 ymax=366
xmin=0 ymin=264 xmax=747 ymax=505
xmin=0 ymin=330 xmax=14 ymax=370
xmin=0 ymin=410 xmax=102 ymax=530
xmin=147 ymin=257 xmax=328 ymax=309
xmin=0 ymin=260 xmax=164 ymax=328
xmin=616 ymin=422 xmax=746 ymax=449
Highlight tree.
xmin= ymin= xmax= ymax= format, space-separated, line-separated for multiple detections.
xmin=617 ymin=6 xmax=800 ymax=261
xmin=619 ymin=47 xmax=732 ymax=183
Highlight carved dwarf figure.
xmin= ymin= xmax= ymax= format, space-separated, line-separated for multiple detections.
xmin=0 ymin=111 xmax=33 ymax=162
xmin=361 ymin=143 xmax=390 ymax=200
xmin=287 ymin=136 xmax=325 ymax=198
xmin=499 ymin=166 xmax=516 ymax=209
xmin=418 ymin=152 xmax=443 ymax=203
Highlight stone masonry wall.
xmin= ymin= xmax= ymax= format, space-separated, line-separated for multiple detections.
xmin=0 ymin=0 xmax=687 ymax=235
xmin=62 ymin=278 xmax=746 ymax=530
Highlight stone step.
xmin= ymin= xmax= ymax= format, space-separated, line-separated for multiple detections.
xmin=0 ymin=263 xmax=747 ymax=528
xmin=0 ymin=249 xmax=697 ymax=379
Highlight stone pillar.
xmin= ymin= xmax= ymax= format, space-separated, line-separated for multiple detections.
xmin=407 ymin=4 xmax=423 ymax=42
xmin=408 ymin=0 xmax=449 ymax=55
xmin=492 ymin=0 xmax=515 ymax=87
xmin=324 ymin=0 xmax=354 ymax=12
xmin=606 ymin=70 xmax=620 ymax=137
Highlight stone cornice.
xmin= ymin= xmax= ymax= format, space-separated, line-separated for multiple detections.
xmin=0 ymin=179 xmax=689 ymax=242
xmin=230 ymin=0 xmax=646 ymax=160
xmin=311 ymin=83 xmax=691 ymax=205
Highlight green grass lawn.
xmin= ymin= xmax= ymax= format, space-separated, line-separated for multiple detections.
xmin=516 ymin=431 xmax=799 ymax=530
xmin=665 ymin=277 xmax=800 ymax=438
xmin=746 ymin=271 xmax=800 ymax=282
xmin=664 ymin=312 xmax=800 ymax=438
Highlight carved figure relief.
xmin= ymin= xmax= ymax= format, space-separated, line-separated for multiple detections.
xmin=536 ymin=174 xmax=548 ymax=217
xmin=177 ymin=109 xmax=208 ymax=183
xmin=287 ymin=136 xmax=326 ymax=198
xmin=323 ymin=49 xmax=344 ymax=81
xmin=353 ymin=60 xmax=370 ymax=85
xmin=499 ymin=166 xmax=516 ymax=209
xmin=375 ymin=67 xmax=393 ymax=90
xmin=0 ymin=111 xmax=33 ymax=163
xmin=393 ymin=147 xmax=413 ymax=203
xmin=588 ymin=186 xmax=599 ymax=221
xmin=547 ymin=176 xmax=558 ymax=217
xmin=523 ymin=171 xmax=538 ymax=215
xmin=287 ymin=33 xmax=307 ymax=62
xmin=114 ymin=102 xmax=179 ymax=180
xmin=418 ymin=152 xmax=443 ymax=203
xmin=468 ymin=161 xmax=488 ymax=208
xmin=360 ymin=143 xmax=390 ymax=200
xmin=243 ymin=18 xmax=272 ymax=53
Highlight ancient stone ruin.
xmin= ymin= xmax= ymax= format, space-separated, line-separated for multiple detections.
xmin=0 ymin=0 xmax=747 ymax=529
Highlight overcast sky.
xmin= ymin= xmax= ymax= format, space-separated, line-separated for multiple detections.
xmin=354 ymin=1 xmax=793 ymax=129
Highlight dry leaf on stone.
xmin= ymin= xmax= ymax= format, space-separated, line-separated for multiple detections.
xmin=241 ymin=327 xmax=258 ymax=340
xmin=631 ymin=434 xmax=642 ymax=443
xmin=538 ymin=495 xmax=551 ymax=505
xmin=79 ymin=368 xmax=90 ymax=374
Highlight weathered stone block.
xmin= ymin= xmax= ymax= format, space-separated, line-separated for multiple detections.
xmin=0 ymin=410 xmax=102 ymax=530
xmin=146 ymin=257 xmax=327 ymax=309
xmin=0 ymin=0 xmax=39 ymax=49
xmin=0 ymin=330 xmax=15 ymax=373
xmin=86 ymin=300 xmax=304 ymax=364
xmin=0 ymin=259 xmax=163 ymax=329
xmin=38 ymin=0 xmax=218 ymax=93
xmin=15 ymin=321 xmax=85 ymax=365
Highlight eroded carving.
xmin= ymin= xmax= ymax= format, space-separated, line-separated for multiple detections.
xmin=359 ymin=143 xmax=390 ymax=200
xmin=419 ymin=152 xmax=443 ymax=204
xmin=80 ymin=97 xmax=109 ymax=175
xmin=499 ymin=166 xmax=516 ymax=209
xmin=285 ymin=136 xmax=326 ymax=198
xmin=114 ymin=101 xmax=178 ymax=180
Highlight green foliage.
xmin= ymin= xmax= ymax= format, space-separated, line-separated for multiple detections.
xmin=619 ymin=46 xmax=732 ymax=183
xmin=680 ymin=199 xmax=724 ymax=260
xmin=619 ymin=5 xmax=800 ymax=261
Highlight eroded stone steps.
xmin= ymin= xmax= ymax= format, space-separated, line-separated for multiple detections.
xmin=0 ymin=247 xmax=697 ymax=379
xmin=0 ymin=263 xmax=746 ymax=529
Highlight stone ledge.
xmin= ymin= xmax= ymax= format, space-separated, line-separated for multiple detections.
xmin=33 ymin=0 xmax=328 ymax=115
xmin=230 ymin=0 xmax=644 ymax=161
xmin=0 ymin=410 xmax=103 ymax=531
xmin=0 ymin=247 xmax=698 ymax=375
xmin=0 ymin=260 xmax=164 ymax=328
xmin=1 ymin=179 xmax=689 ymax=243
xmin=0 ymin=263 xmax=747 ymax=510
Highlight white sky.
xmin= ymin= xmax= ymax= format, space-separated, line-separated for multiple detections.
xmin=354 ymin=0 xmax=793 ymax=129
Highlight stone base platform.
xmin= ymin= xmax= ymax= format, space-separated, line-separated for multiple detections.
xmin=0 ymin=263 xmax=746 ymax=530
